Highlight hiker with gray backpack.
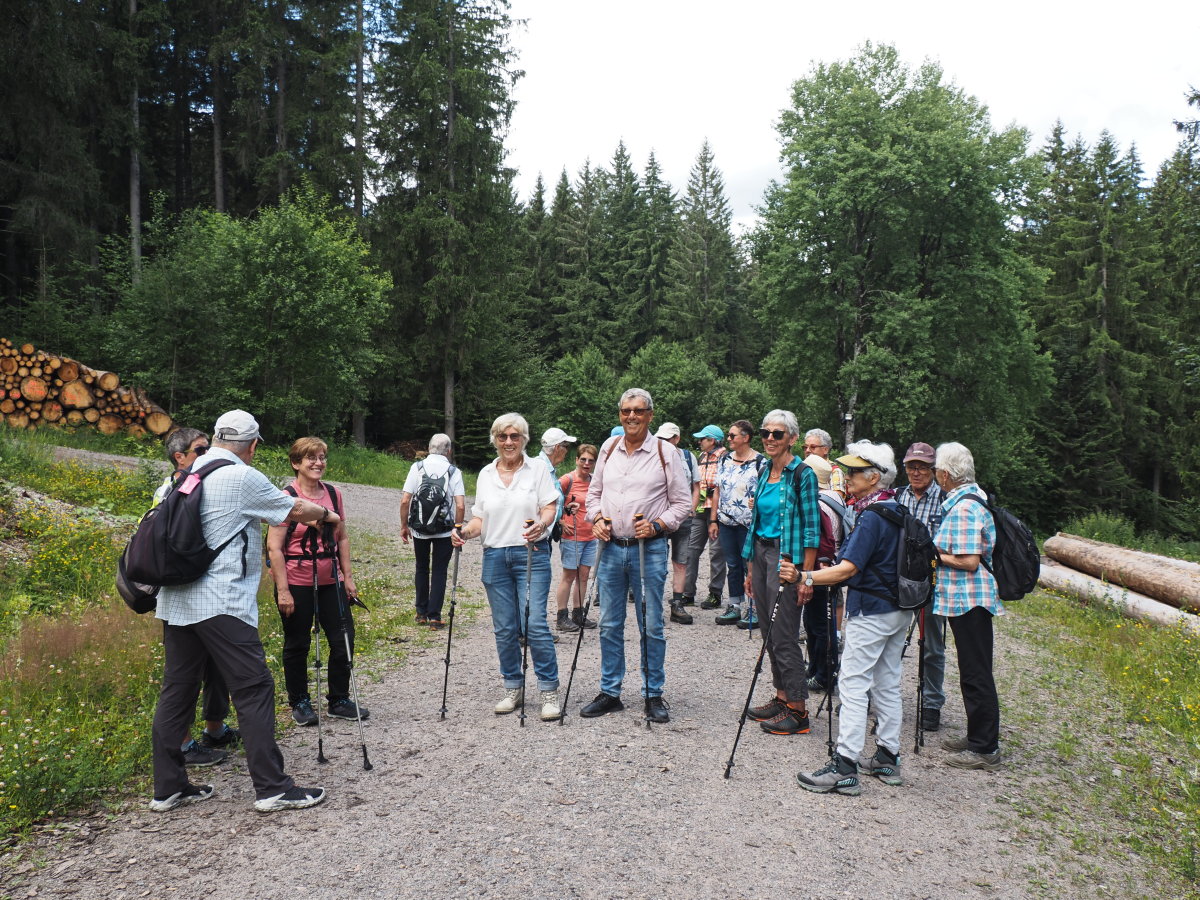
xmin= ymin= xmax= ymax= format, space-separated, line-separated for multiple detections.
xmin=401 ymin=434 xmax=466 ymax=627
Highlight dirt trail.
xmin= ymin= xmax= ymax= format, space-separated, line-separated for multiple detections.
xmin=0 ymin=451 xmax=1148 ymax=898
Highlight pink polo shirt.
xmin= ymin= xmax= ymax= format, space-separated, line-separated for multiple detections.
xmin=586 ymin=433 xmax=692 ymax=539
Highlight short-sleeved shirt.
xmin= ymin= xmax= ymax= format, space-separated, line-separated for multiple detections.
xmin=157 ymin=448 xmax=295 ymax=629
xmin=837 ymin=499 xmax=902 ymax=618
xmin=933 ymin=484 xmax=1002 ymax=618
xmin=473 ymin=455 xmax=561 ymax=548
xmin=714 ymin=452 xmax=765 ymax=528
xmin=697 ymin=448 xmax=724 ymax=514
xmin=282 ymin=481 xmax=343 ymax=587
xmin=402 ymin=454 xmax=467 ymax=539
xmin=896 ymin=483 xmax=945 ymax=534
xmin=559 ymin=473 xmax=594 ymax=542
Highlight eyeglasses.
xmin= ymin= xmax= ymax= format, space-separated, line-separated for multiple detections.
xmin=619 ymin=407 xmax=650 ymax=418
xmin=759 ymin=429 xmax=787 ymax=441
xmin=304 ymin=454 xmax=328 ymax=463
xmin=727 ymin=432 xmax=743 ymax=440
xmin=579 ymin=457 xmax=596 ymax=465
xmin=497 ymin=433 xmax=523 ymax=443
xmin=904 ymin=463 xmax=932 ymax=472
xmin=190 ymin=445 xmax=209 ymax=456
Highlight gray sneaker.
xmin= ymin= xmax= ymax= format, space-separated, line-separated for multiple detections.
xmin=182 ymin=739 xmax=227 ymax=767
xmin=940 ymin=734 xmax=970 ymax=752
xmin=857 ymin=746 xmax=903 ymax=786
xmin=797 ymin=754 xmax=861 ymax=795
xmin=944 ymin=748 xmax=1002 ymax=771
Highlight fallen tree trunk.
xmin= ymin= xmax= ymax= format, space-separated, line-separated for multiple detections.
xmin=1039 ymin=560 xmax=1200 ymax=635
xmin=1043 ymin=532 xmax=1200 ymax=614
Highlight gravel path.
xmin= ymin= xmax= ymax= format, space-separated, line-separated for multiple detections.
xmin=3 ymin=452 xmax=1143 ymax=898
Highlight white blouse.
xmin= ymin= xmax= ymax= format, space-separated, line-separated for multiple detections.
xmin=472 ymin=455 xmax=560 ymax=548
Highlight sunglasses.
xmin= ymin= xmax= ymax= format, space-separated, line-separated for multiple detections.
xmin=191 ymin=445 xmax=209 ymax=456
xmin=497 ymin=433 xmax=523 ymax=443
xmin=579 ymin=458 xmax=596 ymax=465
xmin=759 ymin=429 xmax=788 ymax=441
xmin=619 ymin=407 xmax=650 ymax=418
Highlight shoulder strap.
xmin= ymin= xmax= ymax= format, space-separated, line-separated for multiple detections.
xmin=283 ymin=484 xmax=300 ymax=547
xmin=657 ymin=438 xmax=666 ymax=474
xmin=321 ymin=482 xmax=341 ymax=516
xmin=603 ymin=435 xmax=621 ymax=463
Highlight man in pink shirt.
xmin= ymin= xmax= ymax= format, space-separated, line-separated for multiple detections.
xmin=581 ymin=388 xmax=692 ymax=723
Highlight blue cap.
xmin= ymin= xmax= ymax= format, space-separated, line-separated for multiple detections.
xmin=692 ymin=424 xmax=724 ymax=441
xmin=610 ymin=425 xmax=625 ymax=437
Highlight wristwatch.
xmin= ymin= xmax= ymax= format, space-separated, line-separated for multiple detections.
xmin=651 ymin=521 xmax=664 ymax=536
xmin=803 ymin=571 xmax=814 ymax=587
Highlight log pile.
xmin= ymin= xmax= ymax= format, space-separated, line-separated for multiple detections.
xmin=1039 ymin=532 xmax=1200 ymax=632
xmin=0 ymin=337 xmax=174 ymax=437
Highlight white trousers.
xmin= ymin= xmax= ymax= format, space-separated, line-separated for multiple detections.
xmin=837 ymin=607 xmax=913 ymax=759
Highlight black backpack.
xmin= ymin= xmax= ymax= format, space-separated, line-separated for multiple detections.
xmin=859 ymin=503 xmax=937 ymax=611
xmin=118 ymin=459 xmax=240 ymax=612
xmin=963 ymin=493 xmax=1040 ymax=602
xmin=282 ymin=482 xmax=341 ymax=565
xmin=408 ymin=461 xmax=456 ymax=536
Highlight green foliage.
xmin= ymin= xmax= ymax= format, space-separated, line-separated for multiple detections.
xmin=1063 ymin=512 xmax=1200 ymax=564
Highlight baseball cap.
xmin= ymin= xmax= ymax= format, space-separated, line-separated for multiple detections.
xmin=610 ymin=425 xmax=625 ymax=437
xmin=213 ymin=409 xmax=261 ymax=442
xmin=654 ymin=422 xmax=681 ymax=439
xmin=693 ymin=424 xmax=725 ymax=441
xmin=903 ymin=442 xmax=936 ymax=465
xmin=542 ymin=427 xmax=578 ymax=445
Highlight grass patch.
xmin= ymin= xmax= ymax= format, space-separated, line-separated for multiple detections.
xmin=1002 ymin=591 xmax=1200 ymax=897
xmin=1062 ymin=511 xmax=1200 ymax=564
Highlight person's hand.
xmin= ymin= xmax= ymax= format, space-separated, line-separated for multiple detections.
xmin=796 ymin=583 xmax=813 ymax=606
xmin=276 ymin=589 xmax=295 ymax=617
xmin=633 ymin=516 xmax=656 ymax=540
xmin=562 ymin=519 xmax=576 ymax=538
xmin=522 ymin=520 xmax=546 ymax=543
xmin=708 ymin=521 xmax=719 ymax=541
xmin=400 ymin=524 xmax=411 ymax=545
xmin=744 ymin=572 xmax=754 ymax=599
xmin=343 ymin=575 xmax=357 ymax=598
xmin=450 ymin=525 xmax=466 ymax=547
xmin=779 ymin=559 xmax=798 ymax=584
xmin=592 ymin=518 xmax=612 ymax=542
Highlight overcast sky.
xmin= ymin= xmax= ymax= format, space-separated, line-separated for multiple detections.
xmin=503 ymin=0 xmax=1197 ymax=231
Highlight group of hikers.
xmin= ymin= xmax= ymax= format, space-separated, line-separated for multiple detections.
xmin=147 ymin=390 xmax=1006 ymax=813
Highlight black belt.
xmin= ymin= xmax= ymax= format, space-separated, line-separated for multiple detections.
xmin=610 ymin=535 xmax=664 ymax=548
xmin=754 ymin=535 xmax=780 ymax=547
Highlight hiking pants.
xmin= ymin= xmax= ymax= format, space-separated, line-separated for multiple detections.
xmin=414 ymin=535 xmax=454 ymax=619
xmin=750 ymin=540 xmax=808 ymax=704
xmin=948 ymin=606 xmax=1000 ymax=754
xmin=279 ymin=582 xmax=354 ymax=706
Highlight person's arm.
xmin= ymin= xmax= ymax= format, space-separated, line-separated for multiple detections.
xmin=937 ymin=550 xmax=982 ymax=571
xmin=399 ymin=492 xmax=412 ymax=544
xmin=335 ymin=517 xmax=355 ymax=597
xmin=452 ymin=517 xmax=481 ymax=545
xmin=708 ymin=484 xmax=720 ymax=540
xmin=455 ymin=495 xmax=466 ymax=527
xmin=266 ymin=524 xmax=295 ymax=616
xmin=286 ymin=496 xmax=338 ymax=526
xmin=780 ymin=557 xmax=859 ymax=585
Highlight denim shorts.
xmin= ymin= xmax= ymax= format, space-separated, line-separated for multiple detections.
xmin=560 ymin=538 xmax=597 ymax=570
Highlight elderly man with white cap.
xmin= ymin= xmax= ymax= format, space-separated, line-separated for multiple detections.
xmin=150 ymin=410 xmax=333 ymax=814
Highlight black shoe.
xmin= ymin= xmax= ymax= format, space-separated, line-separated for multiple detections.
xmin=182 ymin=739 xmax=228 ymax=767
xmin=292 ymin=698 xmax=318 ymax=727
xmin=328 ymin=698 xmax=370 ymax=721
xmin=557 ymin=609 xmax=581 ymax=633
xmin=198 ymin=724 xmax=240 ymax=750
xmin=759 ymin=707 xmax=811 ymax=735
xmin=580 ymin=692 xmax=624 ymax=718
xmin=572 ymin=607 xmax=597 ymax=629
xmin=669 ymin=602 xmax=694 ymax=625
xmin=681 ymin=595 xmax=696 ymax=607
xmin=646 ymin=696 xmax=670 ymax=723
xmin=747 ymin=697 xmax=787 ymax=721
xmin=149 ymin=782 xmax=214 ymax=812
xmin=700 ymin=594 xmax=722 ymax=610
xmin=921 ymin=707 xmax=941 ymax=732
xmin=715 ymin=605 xmax=741 ymax=625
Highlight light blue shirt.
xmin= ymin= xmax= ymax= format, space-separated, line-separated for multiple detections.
xmin=538 ymin=450 xmax=565 ymax=527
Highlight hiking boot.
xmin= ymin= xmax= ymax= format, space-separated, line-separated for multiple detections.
xmin=428 ymin=618 xmax=446 ymax=629
xmin=572 ymin=607 xmax=597 ymax=630
xmin=747 ymin=696 xmax=787 ymax=722
xmin=736 ymin=608 xmax=759 ymax=630
xmin=580 ymin=692 xmax=624 ymax=718
xmin=681 ymin=595 xmax=696 ymax=607
xmin=858 ymin=745 xmax=903 ymax=785
xmin=494 ymin=687 xmax=525 ymax=715
xmin=329 ymin=698 xmax=369 ymax=721
xmin=416 ymin=615 xmax=428 ymax=625
xmin=700 ymin=593 xmax=722 ymax=610
xmin=760 ymin=707 xmax=811 ymax=735
xmin=540 ymin=691 xmax=562 ymax=721
xmin=292 ymin=698 xmax=318 ymax=727
xmin=797 ymin=754 xmax=861 ymax=796
xmin=940 ymin=734 xmax=970 ymax=752
xmin=198 ymin=724 xmax=241 ymax=750
xmin=921 ymin=707 xmax=941 ymax=732
xmin=149 ymin=782 xmax=214 ymax=812
xmin=182 ymin=739 xmax=228 ymax=767
xmin=557 ymin=609 xmax=581 ymax=633
xmin=646 ymin=696 xmax=670 ymax=724
xmin=669 ymin=602 xmax=694 ymax=625
xmin=254 ymin=786 xmax=326 ymax=813
xmin=944 ymin=749 xmax=1003 ymax=771
xmin=715 ymin=604 xmax=741 ymax=625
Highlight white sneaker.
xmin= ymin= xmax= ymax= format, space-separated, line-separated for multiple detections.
xmin=253 ymin=786 xmax=326 ymax=813
xmin=540 ymin=690 xmax=562 ymax=721
xmin=494 ymin=687 xmax=524 ymax=715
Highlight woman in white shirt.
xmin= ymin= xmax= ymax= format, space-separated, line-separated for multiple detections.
xmin=453 ymin=413 xmax=562 ymax=721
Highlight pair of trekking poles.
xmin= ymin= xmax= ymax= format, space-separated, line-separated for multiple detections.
xmin=303 ymin=525 xmax=373 ymax=771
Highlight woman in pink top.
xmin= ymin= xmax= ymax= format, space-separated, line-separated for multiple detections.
xmin=555 ymin=443 xmax=599 ymax=632
xmin=266 ymin=437 xmax=367 ymax=728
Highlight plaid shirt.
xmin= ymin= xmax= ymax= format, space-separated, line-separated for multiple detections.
xmin=896 ymin=482 xmax=945 ymax=533
xmin=932 ymin=483 xmax=1003 ymax=618
xmin=742 ymin=457 xmax=820 ymax=562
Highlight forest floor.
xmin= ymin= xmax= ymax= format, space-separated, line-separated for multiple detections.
xmin=0 ymin=451 xmax=1185 ymax=899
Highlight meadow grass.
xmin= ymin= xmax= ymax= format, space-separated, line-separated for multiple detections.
xmin=1062 ymin=511 xmax=1200 ymax=564
xmin=1002 ymin=591 xmax=1200 ymax=893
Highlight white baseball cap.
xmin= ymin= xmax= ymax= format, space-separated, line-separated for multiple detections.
xmin=213 ymin=409 xmax=262 ymax=442
xmin=541 ymin=427 xmax=577 ymax=445
xmin=654 ymin=422 xmax=681 ymax=439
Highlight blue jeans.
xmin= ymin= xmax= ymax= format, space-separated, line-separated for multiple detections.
xmin=481 ymin=543 xmax=559 ymax=692
xmin=718 ymin=522 xmax=750 ymax=602
xmin=596 ymin=538 xmax=668 ymax=698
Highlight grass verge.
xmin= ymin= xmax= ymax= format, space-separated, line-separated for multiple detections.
xmin=1000 ymin=591 xmax=1200 ymax=898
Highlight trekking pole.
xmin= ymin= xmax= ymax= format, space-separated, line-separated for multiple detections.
xmin=305 ymin=528 xmax=328 ymax=764
xmin=823 ymin=583 xmax=839 ymax=758
xmin=633 ymin=514 xmax=653 ymax=729
xmin=560 ymin=528 xmax=607 ymax=726
xmin=724 ymin=553 xmax=790 ymax=778
xmin=325 ymin=524 xmax=373 ymax=771
xmin=519 ymin=519 xmax=534 ymax=729
xmin=439 ymin=525 xmax=462 ymax=719
xmin=914 ymin=608 xmax=927 ymax=754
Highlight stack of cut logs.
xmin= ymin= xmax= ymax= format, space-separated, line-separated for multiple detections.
xmin=1039 ymin=533 xmax=1200 ymax=635
xmin=0 ymin=338 xmax=174 ymax=437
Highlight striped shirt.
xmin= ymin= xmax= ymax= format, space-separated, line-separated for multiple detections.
xmin=742 ymin=457 xmax=820 ymax=562
xmin=156 ymin=448 xmax=295 ymax=629
xmin=932 ymin=483 xmax=1003 ymax=618
xmin=896 ymin=482 xmax=945 ymax=533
